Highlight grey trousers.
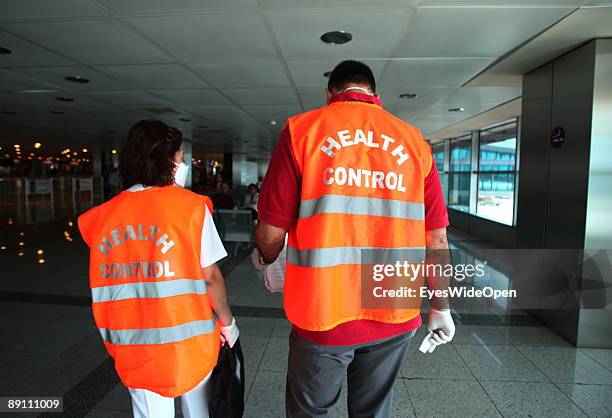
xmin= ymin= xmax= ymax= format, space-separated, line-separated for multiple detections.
xmin=286 ymin=329 xmax=415 ymax=418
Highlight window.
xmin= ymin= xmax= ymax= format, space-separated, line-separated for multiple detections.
xmin=476 ymin=121 xmax=518 ymax=225
xmin=432 ymin=143 xmax=445 ymax=172
xmin=431 ymin=142 xmax=447 ymax=199
xmin=447 ymin=135 xmax=471 ymax=212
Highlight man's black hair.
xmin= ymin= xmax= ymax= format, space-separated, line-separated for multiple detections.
xmin=327 ymin=60 xmax=376 ymax=93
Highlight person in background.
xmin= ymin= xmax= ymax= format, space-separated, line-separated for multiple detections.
xmin=212 ymin=181 xmax=236 ymax=210
xmin=240 ymin=183 xmax=259 ymax=211
xmin=78 ymin=120 xmax=239 ymax=418
xmin=214 ymin=173 xmax=223 ymax=192
xmin=255 ymin=61 xmax=455 ymax=417
xmin=256 ymin=176 xmax=264 ymax=190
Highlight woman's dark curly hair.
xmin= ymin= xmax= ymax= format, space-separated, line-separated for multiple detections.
xmin=119 ymin=120 xmax=183 ymax=188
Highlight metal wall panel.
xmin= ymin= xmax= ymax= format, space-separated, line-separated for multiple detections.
xmin=516 ymin=63 xmax=553 ymax=249
xmin=578 ymin=39 xmax=612 ymax=347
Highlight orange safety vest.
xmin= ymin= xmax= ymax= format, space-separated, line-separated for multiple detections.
xmin=285 ymin=99 xmax=432 ymax=331
xmin=78 ymin=186 xmax=220 ymax=397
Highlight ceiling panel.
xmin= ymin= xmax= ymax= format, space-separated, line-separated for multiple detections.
xmin=11 ymin=91 xmax=110 ymax=109
xmin=97 ymin=0 xmax=258 ymax=15
xmin=261 ymin=0 xmax=418 ymax=9
xmin=0 ymin=0 xmax=109 ymax=20
xmin=242 ymin=104 xmax=303 ymax=123
xmin=297 ymin=87 xmax=327 ymax=107
xmin=433 ymin=86 xmax=521 ymax=107
xmin=383 ymin=58 xmax=494 ymax=88
xmin=83 ymin=90 xmax=175 ymax=110
xmin=188 ymin=60 xmax=291 ymax=88
xmin=287 ymin=59 xmax=388 ymax=87
xmin=1 ymin=20 xmax=172 ymax=65
xmin=8 ymin=66 xmax=129 ymax=91
xmin=221 ymin=87 xmax=299 ymax=105
xmin=0 ymin=70 xmax=62 ymax=92
xmin=127 ymin=14 xmax=278 ymax=61
xmin=0 ymin=30 xmax=75 ymax=67
xmin=387 ymin=104 xmax=434 ymax=121
xmin=378 ymin=87 xmax=456 ymax=106
xmin=266 ymin=9 xmax=415 ymax=59
xmin=188 ymin=105 xmax=248 ymax=118
xmin=420 ymin=0 xmax=581 ymax=5
xmin=150 ymin=89 xmax=232 ymax=107
xmin=95 ymin=64 xmax=209 ymax=89
xmin=395 ymin=7 xmax=573 ymax=58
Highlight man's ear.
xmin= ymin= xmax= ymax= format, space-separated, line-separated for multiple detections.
xmin=325 ymin=88 xmax=334 ymax=101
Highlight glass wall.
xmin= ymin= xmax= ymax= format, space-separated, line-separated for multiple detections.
xmin=431 ymin=118 xmax=519 ymax=226
xmin=431 ymin=142 xmax=447 ymax=198
xmin=447 ymin=134 xmax=471 ymax=212
xmin=477 ymin=121 xmax=518 ymax=225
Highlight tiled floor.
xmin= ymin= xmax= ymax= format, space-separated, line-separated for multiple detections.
xmin=1 ymin=210 xmax=611 ymax=417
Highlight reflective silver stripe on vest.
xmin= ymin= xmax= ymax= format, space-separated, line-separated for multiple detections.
xmin=287 ymin=246 xmax=426 ymax=268
xmin=299 ymin=195 xmax=425 ymax=220
xmin=91 ymin=279 xmax=207 ymax=303
xmin=99 ymin=319 xmax=216 ymax=345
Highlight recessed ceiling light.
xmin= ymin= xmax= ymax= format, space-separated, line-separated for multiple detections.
xmin=65 ymin=76 xmax=90 ymax=84
xmin=269 ymin=120 xmax=277 ymax=126
xmin=448 ymin=107 xmax=465 ymax=112
xmin=198 ymin=124 xmax=208 ymax=129
xmin=323 ymin=71 xmax=332 ymax=78
xmin=321 ymin=31 xmax=353 ymax=45
xmin=179 ymin=118 xmax=191 ymax=122
xmin=50 ymin=110 xmax=65 ymax=115
xmin=398 ymin=93 xmax=418 ymax=99
xmin=0 ymin=47 xmax=11 ymax=55
xmin=56 ymin=96 xmax=75 ymax=102
xmin=1 ymin=110 xmax=17 ymax=115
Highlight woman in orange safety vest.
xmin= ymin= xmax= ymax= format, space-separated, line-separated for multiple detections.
xmin=78 ymin=120 xmax=239 ymax=418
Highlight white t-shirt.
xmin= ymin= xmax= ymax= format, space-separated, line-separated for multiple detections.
xmin=126 ymin=184 xmax=227 ymax=267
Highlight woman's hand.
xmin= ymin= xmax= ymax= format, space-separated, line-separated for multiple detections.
xmin=220 ymin=317 xmax=239 ymax=347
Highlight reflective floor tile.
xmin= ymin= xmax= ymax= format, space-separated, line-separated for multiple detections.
xmin=259 ymin=336 xmax=289 ymax=372
xmin=451 ymin=325 xmax=509 ymax=346
xmin=401 ymin=343 xmax=474 ymax=380
xmin=581 ymin=348 xmax=612 ymax=372
xmin=499 ymin=326 xmax=572 ymax=347
xmin=94 ymin=383 xmax=132 ymax=412
xmin=85 ymin=408 xmax=132 ymax=417
xmin=235 ymin=316 xmax=276 ymax=337
xmin=558 ymin=383 xmax=612 ymax=417
xmin=272 ymin=319 xmax=292 ymax=337
xmin=481 ymin=381 xmax=586 ymax=417
xmin=244 ymin=371 xmax=285 ymax=418
xmin=517 ymin=346 xmax=612 ymax=384
xmin=455 ymin=345 xmax=547 ymax=382
xmin=240 ymin=335 xmax=270 ymax=371
xmin=405 ymin=378 xmax=501 ymax=417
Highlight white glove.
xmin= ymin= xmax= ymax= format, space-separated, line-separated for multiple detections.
xmin=251 ymin=248 xmax=267 ymax=271
xmin=220 ymin=317 xmax=239 ymax=348
xmin=419 ymin=309 xmax=455 ymax=354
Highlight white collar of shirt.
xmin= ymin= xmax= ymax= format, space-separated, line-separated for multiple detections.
xmin=126 ymin=184 xmax=151 ymax=192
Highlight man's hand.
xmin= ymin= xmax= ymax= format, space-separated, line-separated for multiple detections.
xmin=251 ymin=247 xmax=267 ymax=271
xmin=419 ymin=309 xmax=455 ymax=353
xmin=220 ymin=317 xmax=239 ymax=348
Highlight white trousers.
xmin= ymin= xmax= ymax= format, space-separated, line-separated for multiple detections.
xmin=128 ymin=370 xmax=213 ymax=418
